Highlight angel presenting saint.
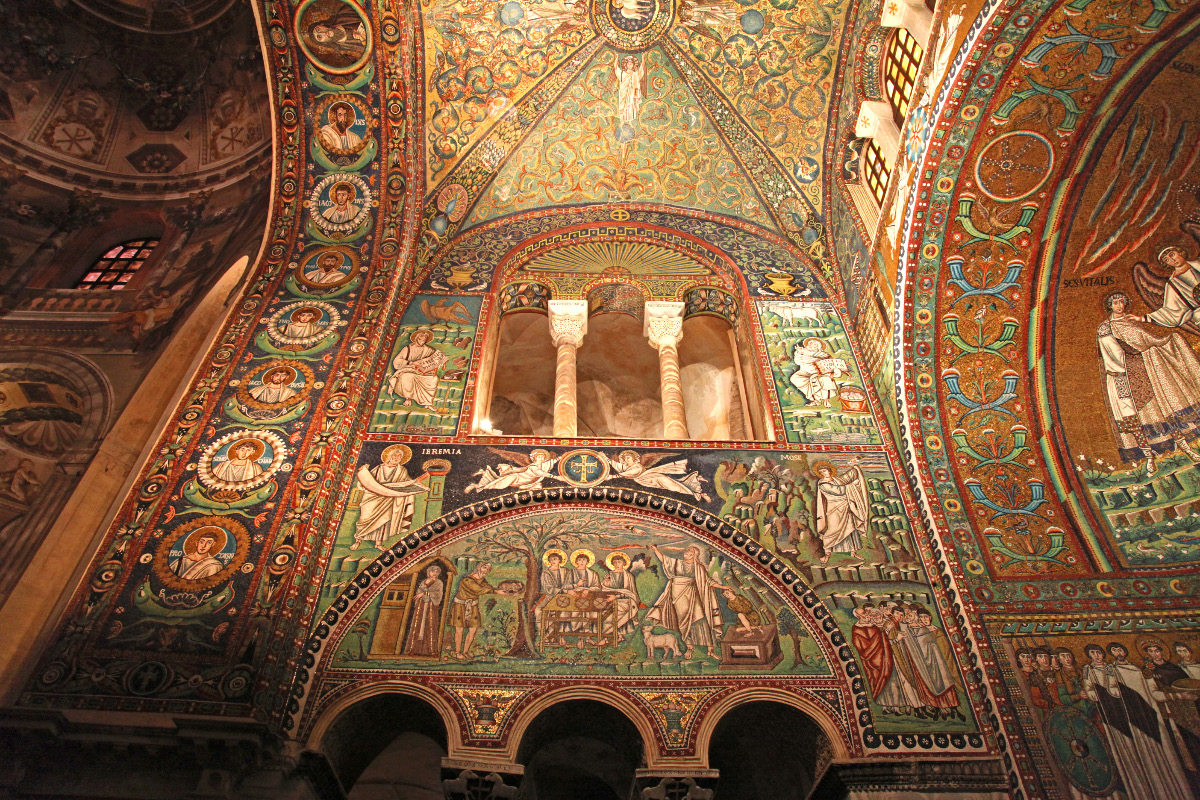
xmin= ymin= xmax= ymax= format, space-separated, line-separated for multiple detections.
xmin=465 ymin=447 xmax=559 ymax=493
xmin=1130 ymin=222 xmax=1200 ymax=334
xmin=608 ymin=451 xmax=711 ymax=502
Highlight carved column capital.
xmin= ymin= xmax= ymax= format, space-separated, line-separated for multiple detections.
xmin=547 ymin=299 xmax=588 ymax=348
xmin=634 ymin=770 xmax=719 ymax=800
xmin=643 ymin=301 xmax=685 ymax=350
xmin=441 ymin=758 xmax=523 ymax=799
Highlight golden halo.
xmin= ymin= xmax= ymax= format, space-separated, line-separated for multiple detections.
xmin=381 ymin=444 xmax=412 ymax=464
xmin=291 ymin=306 xmax=323 ymax=321
xmin=262 ymin=366 xmax=297 ymax=384
xmin=228 ymin=438 xmax=266 ymax=461
xmin=530 ymin=448 xmax=553 ymax=461
xmin=802 ymin=337 xmax=825 ymax=350
xmin=331 ymin=182 xmax=356 ymax=201
xmin=542 ymin=548 xmax=567 ymax=567
xmin=617 ymin=450 xmax=639 ymax=463
xmin=1137 ymin=634 xmax=1168 ymax=657
xmin=605 ymin=551 xmax=630 ymax=570
xmin=183 ymin=525 xmax=227 ymax=555
xmin=569 ymin=548 xmax=595 ymax=568
xmin=410 ymin=328 xmax=434 ymax=343
xmin=811 ymin=460 xmax=836 ymax=477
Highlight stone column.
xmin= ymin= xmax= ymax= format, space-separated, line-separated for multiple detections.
xmin=644 ymin=301 xmax=689 ymax=440
xmin=547 ymin=299 xmax=588 ymax=438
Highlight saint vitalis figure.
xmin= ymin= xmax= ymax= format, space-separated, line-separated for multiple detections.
xmin=1097 ymin=290 xmax=1200 ymax=475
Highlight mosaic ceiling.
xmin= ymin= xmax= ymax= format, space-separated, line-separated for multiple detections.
xmin=13 ymin=0 xmax=1200 ymax=797
xmin=414 ymin=0 xmax=844 ymax=274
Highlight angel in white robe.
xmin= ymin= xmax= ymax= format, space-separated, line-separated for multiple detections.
xmin=812 ymin=460 xmax=869 ymax=562
xmin=608 ymin=451 xmax=710 ymax=502
xmin=465 ymin=447 xmax=559 ymax=493
xmin=351 ymin=447 xmax=428 ymax=550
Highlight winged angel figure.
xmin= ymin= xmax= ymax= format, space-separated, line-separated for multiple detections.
xmin=465 ymin=447 xmax=559 ymax=493
xmin=1130 ymin=220 xmax=1200 ymax=335
xmin=608 ymin=451 xmax=711 ymax=502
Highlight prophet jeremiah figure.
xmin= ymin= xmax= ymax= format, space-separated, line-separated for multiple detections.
xmin=1097 ymin=291 xmax=1200 ymax=475
xmin=350 ymin=445 xmax=428 ymax=551
xmin=643 ymin=544 xmax=729 ymax=659
xmin=387 ymin=329 xmax=447 ymax=409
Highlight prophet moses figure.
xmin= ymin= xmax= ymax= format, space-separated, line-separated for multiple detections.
xmin=812 ymin=460 xmax=869 ymax=563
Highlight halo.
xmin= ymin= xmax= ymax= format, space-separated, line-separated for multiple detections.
xmin=380 ymin=444 xmax=412 ymax=464
xmin=530 ymin=448 xmax=553 ymax=461
xmin=291 ymin=306 xmax=323 ymax=321
xmin=184 ymin=525 xmax=227 ymax=554
xmin=410 ymin=327 xmax=434 ymax=342
xmin=802 ymin=337 xmax=825 ymax=350
xmin=228 ymin=438 xmax=266 ymax=461
xmin=331 ymin=182 xmax=356 ymax=201
xmin=328 ymin=100 xmax=355 ymax=118
xmin=1137 ymin=634 xmax=1168 ymax=656
xmin=317 ymin=251 xmax=343 ymax=266
xmin=811 ymin=460 xmax=836 ymax=477
xmin=1158 ymin=245 xmax=1186 ymax=264
xmin=617 ymin=450 xmax=639 ymax=463
xmin=542 ymin=548 xmax=567 ymax=567
xmin=569 ymin=548 xmax=595 ymax=568
xmin=262 ymin=366 xmax=297 ymax=384
xmin=605 ymin=551 xmax=630 ymax=569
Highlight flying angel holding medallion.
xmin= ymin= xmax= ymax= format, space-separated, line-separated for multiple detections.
xmin=465 ymin=447 xmax=561 ymax=493
xmin=607 ymin=450 xmax=710 ymax=502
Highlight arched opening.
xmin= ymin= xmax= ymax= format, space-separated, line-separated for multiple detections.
xmin=487 ymin=309 xmax=556 ymax=436
xmin=679 ymin=314 xmax=747 ymax=441
xmin=577 ymin=286 xmax=661 ymax=439
xmin=319 ymin=694 xmax=448 ymax=798
xmin=516 ymin=700 xmax=643 ymax=800
xmin=707 ymin=701 xmax=829 ymax=799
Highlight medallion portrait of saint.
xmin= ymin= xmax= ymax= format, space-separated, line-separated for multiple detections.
xmin=249 ymin=366 xmax=299 ymax=404
xmin=317 ymin=101 xmax=363 ymax=153
xmin=169 ymin=526 xmax=228 ymax=581
xmin=296 ymin=0 xmax=372 ymax=73
xmin=300 ymin=250 xmax=354 ymax=288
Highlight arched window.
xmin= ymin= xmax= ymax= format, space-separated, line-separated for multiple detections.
xmin=75 ymin=238 xmax=159 ymax=290
xmin=478 ymin=280 xmax=762 ymax=441
xmin=882 ymin=27 xmax=925 ymax=124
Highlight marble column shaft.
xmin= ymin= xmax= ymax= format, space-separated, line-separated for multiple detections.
xmin=547 ymin=300 xmax=588 ymax=438
xmin=645 ymin=302 xmax=688 ymax=440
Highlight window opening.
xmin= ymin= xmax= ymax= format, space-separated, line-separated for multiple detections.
xmin=75 ymin=238 xmax=159 ymax=290
xmin=883 ymin=27 xmax=924 ymax=123
xmin=861 ymin=139 xmax=891 ymax=206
